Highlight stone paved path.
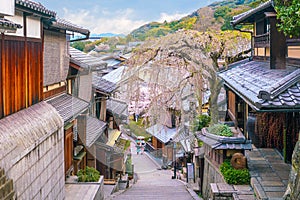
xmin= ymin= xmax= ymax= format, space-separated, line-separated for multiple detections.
xmin=109 ymin=135 xmax=198 ymax=200
xmin=246 ymin=148 xmax=291 ymax=200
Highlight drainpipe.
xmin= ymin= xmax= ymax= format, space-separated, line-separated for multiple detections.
xmin=233 ymin=25 xmax=254 ymax=60
xmin=283 ymin=113 xmax=287 ymax=162
xmin=70 ymin=31 xmax=90 ymax=42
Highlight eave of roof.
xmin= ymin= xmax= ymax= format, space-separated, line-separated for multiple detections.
xmin=15 ymin=0 xmax=56 ymax=18
xmin=92 ymin=74 xmax=117 ymax=94
xmin=196 ymin=129 xmax=252 ymax=150
xmin=106 ymin=98 xmax=128 ymax=120
xmin=69 ymin=47 xmax=107 ymax=71
xmin=218 ymin=60 xmax=300 ymax=111
xmin=51 ymin=18 xmax=90 ymax=36
xmin=86 ymin=116 xmax=107 ymax=147
xmin=45 ymin=93 xmax=89 ymax=123
xmin=231 ymin=0 xmax=273 ymax=26
xmin=0 ymin=102 xmax=63 ymax=159
xmin=102 ymin=66 xmax=126 ymax=84
xmin=0 ymin=18 xmax=22 ymax=32
xmin=146 ymin=124 xmax=177 ymax=144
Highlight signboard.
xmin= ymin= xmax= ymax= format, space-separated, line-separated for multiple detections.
xmin=0 ymin=0 xmax=15 ymax=16
xmin=187 ymin=163 xmax=194 ymax=180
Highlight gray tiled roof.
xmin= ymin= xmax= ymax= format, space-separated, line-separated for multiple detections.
xmin=0 ymin=18 xmax=22 ymax=31
xmin=51 ymin=18 xmax=90 ymax=36
xmin=231 ymin=0 xmax=272 ymax=26
xmin=102 ymin=66 xmax=126 ymax=84
xmin=197 ymin=134 xmax=252 ymax=150
xmin=46 ymin=93 xmax=89 ymax=123
xmin=69 ymin=47 xmax=107 ymax=71
xmin=16 ymin=0 xmax=56 ymax=17
xmin=107 ymin=98 xmax=128 ymax=119
xmin=146 ymin=124 xmax=177 ymax=144
xmin=0 ymin=102 xmax=63 ymax=159
xmin=103 ymin=58 xmax=121 ymax=67
xmin=86 ymin=116 xmax=107 ymax=147
xmin=196 ymin=129 xmax=252 ymax=150
xmin=173 ymin=127 xmax=195 ymax=153
xmin=92 ymin=73 xmax=116 ymax=94
xmin=219 ymin=60 xmax=300 ymax=110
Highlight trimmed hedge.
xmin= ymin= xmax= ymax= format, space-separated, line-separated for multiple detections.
xmin=220 ymin=160 xmax=250 ymax=185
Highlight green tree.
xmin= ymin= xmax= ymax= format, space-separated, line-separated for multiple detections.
xmin=275 ymin=0 xmax=300 ymax=37
xmin=71 ymin=41 xmax=86 ymax=51
xmin=214 ymin=6 xmax=231 ymax=19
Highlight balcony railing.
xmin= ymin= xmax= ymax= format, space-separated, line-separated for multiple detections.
xmin=254 ymin=33 xmax=270 ymax=48
xmin=287 ymin=38 xmax=300 ymax=46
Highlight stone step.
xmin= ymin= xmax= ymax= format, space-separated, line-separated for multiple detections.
xmin=233 ymin=193 xmax=256 ymax=200
xmin=253 ymin=183 xmax=268 ymax=200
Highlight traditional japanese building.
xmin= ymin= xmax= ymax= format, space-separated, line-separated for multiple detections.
xmin=0 ymin=1 xmax=64 ymax=199
xmin=219 ymin=0 xmax=300 ymax=162
xmin=93 ymin=67 xmax=130 ymax=179
xmin=43 ymin=18 xmax=92 ymax=178
xmin=49 ymin=46 xmax=108 ymax=176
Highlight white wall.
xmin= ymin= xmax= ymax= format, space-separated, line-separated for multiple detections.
xmin=26 ymin=16 xmax=41 ymax=38
xmin=0 ymin=0 xmax=15 ymax=16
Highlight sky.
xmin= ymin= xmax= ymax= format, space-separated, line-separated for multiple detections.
xmin=37 ymin=0 xmax=214 ymax=35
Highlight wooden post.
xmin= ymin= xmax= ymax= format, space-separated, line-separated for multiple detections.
xmin=283 ymin=113 xmax=287 ymax=162
xmin=0 ymin=33 xmax=4 ymax=118
xmin=244 ymin=103 xmax=249 ymax=139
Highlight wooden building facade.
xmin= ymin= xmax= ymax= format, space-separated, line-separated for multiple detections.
xmin=219 ymin=0 xmax=300 ymax=162
xmin=0 ymin=1 xmax=66 ymax=199
xmin=0 ymin=1 xmax=56 ymax=119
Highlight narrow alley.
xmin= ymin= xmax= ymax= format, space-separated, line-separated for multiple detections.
xmin=109 ymin=135 xmax=199 ymax=200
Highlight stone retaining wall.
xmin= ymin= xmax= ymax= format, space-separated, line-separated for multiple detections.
xmin=202 ymin=156 xmax=226 ymax=199
xmin=0 ymin=103 xmax=65 ymax=199
xmin=3 ymin=129 xmax=65 ymax=199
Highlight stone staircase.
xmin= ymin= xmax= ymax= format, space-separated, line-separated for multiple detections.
xmin=0 ymin=167 xmax=15 ymax=200
xmin=246 ymin=148 xmax=291 ymax=200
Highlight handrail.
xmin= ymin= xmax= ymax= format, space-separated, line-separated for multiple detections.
xmin=254 ymin=32 xmax=270 ymax=45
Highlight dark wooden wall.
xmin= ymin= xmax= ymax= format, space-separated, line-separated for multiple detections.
xmin=0 ymin=35 xmax=43 ymax=119
xmin=64 ymin=125 xmax=73 ymax=174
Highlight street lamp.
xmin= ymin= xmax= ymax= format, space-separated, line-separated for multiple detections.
xmin=170 ymin=138 xmax=176 ymax=179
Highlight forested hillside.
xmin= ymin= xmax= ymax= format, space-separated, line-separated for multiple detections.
xmin=128 ymin=0 xmax=268 ymax=41
xmin=71 ymin=0 xmax=268 ymax=52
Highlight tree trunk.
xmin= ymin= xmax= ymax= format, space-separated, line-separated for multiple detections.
xmin=208 ymin=73 xmax=222 ymax=124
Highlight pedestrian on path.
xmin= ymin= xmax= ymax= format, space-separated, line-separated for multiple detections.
xmin=136 ymin=143 xmax=141 ymax=154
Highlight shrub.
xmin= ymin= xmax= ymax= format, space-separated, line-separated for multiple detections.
xmin=193 ymin=114 xmax=211 ymax=131
xmin=198 ymin=140 xmax=204 ymax=147
xmin=207 ymin=124 xmax=233 ymax=137
xmin=127 ymin=120 xmax=151 ymax=139
xmin=77 ymin=166 xmax=100 ymax=182
xmin=126 ymin=156 xmax=133 ymax=177
xmin=220 ymin=160 xmax=250 ymax=185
